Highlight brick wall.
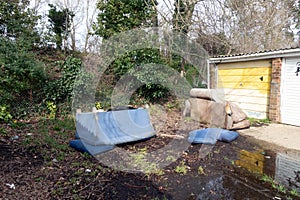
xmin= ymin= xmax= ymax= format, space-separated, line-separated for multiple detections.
xmin=269 ymin=58 xmax=282 ymax=122
xmin=209 ymin=63 xmax=217 ymax=89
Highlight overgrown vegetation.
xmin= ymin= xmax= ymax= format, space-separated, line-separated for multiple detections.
xmin=0 ymin=0 xmax=206 ymax=119
xmin=261 ymin=174 xmax=300 ymax=198
xmin=247 ymin=118 xmax=271 ymax=126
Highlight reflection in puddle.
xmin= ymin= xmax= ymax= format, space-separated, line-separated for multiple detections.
xmin=276 ymin=153 xmax=300 ymax=191
xmin=235 ymin=149 xmax=300 ymax=193
xmin=196 ymin=175 xmax=272 ymax=200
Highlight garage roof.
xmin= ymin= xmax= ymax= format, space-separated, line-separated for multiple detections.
xmin=209 ymin=47 xmax=300 ymax=63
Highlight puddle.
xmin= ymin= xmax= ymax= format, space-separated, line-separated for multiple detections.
xmin=197 ymin=174 xmax=273 ymax=200
xmin=235 ymin=149 xmax=300 ymax=193
xmin=196 ymin=149 xmax=300 ymax=200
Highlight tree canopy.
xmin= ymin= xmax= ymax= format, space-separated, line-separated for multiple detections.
xmin=0 ymin=0 xmax=39 ymax=48
xmin=93 ymin=0 xmax=157 ymax=39
xmin=48 ymin=4 xmax=74 ymax=49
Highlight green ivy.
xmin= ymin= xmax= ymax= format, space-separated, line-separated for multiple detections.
xmin=0 ymin=105 xmax=12 ymax=123
xmin=45 ymin=56 xmax=82 ymax=104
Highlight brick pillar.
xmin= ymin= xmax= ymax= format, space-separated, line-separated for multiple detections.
xmin=209 ymin=63 xmax=217 ymax=89
xmin=269 ymin=58 xmax=282 ymax=122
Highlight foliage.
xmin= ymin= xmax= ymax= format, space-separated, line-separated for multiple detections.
xmin=95 ymin=102 xmax=103 ymax=110
xmin=247 ymin=117 xmax=271 ymax=126
xmin=0 ymin=105 xmax=12 ymax=122
xmin=97 ymin=46 xmax=197 ymax=106
xmin=175 ymin=161 xmax=188 ymax=175
xmin=93 ymin=1 xmax=202 ymax=106
xmin=93 ymin=0 xmax=163 ymax=104
xmin=290 ymin=189 xmax=300 ymax=197
xmin=260 ymin=174 xmax=300 ymax=197
xmin=47 ymin=4 xmax=74 ymax=50
xmin=197 ymin=166 xmax=206 ymax=175
xmin=261 ymin=174 xmax=274 ymax=183
xmin=94 ymin=0 xmax=157 ymax=39
xmin=0 ymin=0 xmax=40 ymax=48
xmin=172 ymin=0 xmax=196 ymax=34
xmin=0 ymin=37 xmax=47 ymax=117
xmin=0 ymin=0 xmax=47 ymax=118
xmin=45 ymin=56 xmax=82 ymax=104
xmin=46 ymin=101 xmax=57 ymax=119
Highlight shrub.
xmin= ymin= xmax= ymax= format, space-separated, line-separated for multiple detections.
xmin=0 ymin=105 xmax=12 ymax=123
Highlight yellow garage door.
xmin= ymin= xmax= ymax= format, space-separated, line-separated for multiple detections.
xmin=217 ymin=62 xmax=271 ymax=119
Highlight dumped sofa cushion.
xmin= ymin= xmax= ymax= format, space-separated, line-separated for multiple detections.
xmin=217 ymin=129 xmax=239 ymax=142
xmin=188 ymin=128 xmax=239 ymax=144
xmin=188 ymin=128 xmax=219 ymax=144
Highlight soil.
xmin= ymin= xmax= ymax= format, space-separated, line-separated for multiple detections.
xmin=1 ymin=110 xmax=299 ymax=200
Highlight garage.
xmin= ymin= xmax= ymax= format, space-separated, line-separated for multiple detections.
xmin=209 ymin=48 xmax=300 ymax=126
xmin=216 ymin=60 xmax=272 ymax=119
xmin=281 ymin=57 xmax=300 ymax=126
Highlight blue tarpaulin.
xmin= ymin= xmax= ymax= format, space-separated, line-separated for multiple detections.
xmin=70 ymin=108 xmax=156 ymax=155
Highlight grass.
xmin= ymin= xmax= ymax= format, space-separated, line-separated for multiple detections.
xmin=247 ymin=117 xmax=271 ymax=126
xmin=15 ymin=116 xmax=76 ymax=163
xmin=261 ymin=174 xmax=274 ymax=183
xmin=0 ymin=127 xmax=7 ymax=135
xmin=175 ymin=161 xmax=188 ymax=175
xmin=166 ymin=155 xmax=177 ymax=162
xmin=260 ymin=174 xmax=300 ymax=197
xmin=129 ymin=147 xmax=164 ymax=177
xmin=224 ymin=156 xmax=235 ymax=165
xmin=290 ymin=189 xmax=300 ymax=197
xmin=197 ymin=166 xmax=206 ymax=175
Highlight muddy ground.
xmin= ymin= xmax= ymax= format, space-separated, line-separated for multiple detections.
xmin=0 ymin=110 xmax=299 ymax=200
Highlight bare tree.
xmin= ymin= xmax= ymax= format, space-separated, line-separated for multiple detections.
xmin=83 ymin=0 xmax=98 ymax=53
xmin=193 ymin=0 xmax=235 ymax=55
xmin=45 ymin=0 xmax=83 ymax=51
xmin=194 ymin=0 xmax=295 ymax=55
xmin=157 ymin=0 xmax=296 ymax=55
xmin=228 ymin=0 xmax=295 ymax=52
xmin=30 ymin=0 xmax=45 ymax=14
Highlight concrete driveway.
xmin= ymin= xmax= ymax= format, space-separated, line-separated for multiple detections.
xmin=239 ymin=123 xmax=300 ymax=151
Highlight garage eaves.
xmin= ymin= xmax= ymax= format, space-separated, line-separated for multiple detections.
xmin=209 ymin=48 xmax=300 ymax=64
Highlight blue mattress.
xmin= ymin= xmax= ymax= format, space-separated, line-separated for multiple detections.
xmin=70 ymin=108 xmax=156 ymax=155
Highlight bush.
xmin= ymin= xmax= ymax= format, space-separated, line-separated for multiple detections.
xmin=0 ymin=105 xmax=12 ymax=123
xmin=0 ymin=38 xmax=47 ymax=118
xmin=45 ymin=56 xmax=82 ymax=104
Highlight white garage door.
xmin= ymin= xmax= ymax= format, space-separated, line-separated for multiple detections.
xmin=281 ymin=58 xmax=300 ymax=126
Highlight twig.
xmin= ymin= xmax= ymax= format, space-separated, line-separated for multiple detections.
xmin=76 ymin=174 xmax=109 ymax=192
xmin=158 ymin=134 xmax=184 ymax=139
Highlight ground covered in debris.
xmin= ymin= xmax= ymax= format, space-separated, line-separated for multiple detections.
xmin=0 ymin=109 xmax=299 ymax=200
